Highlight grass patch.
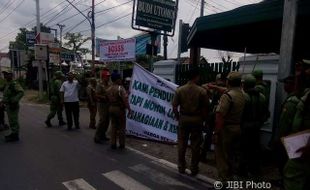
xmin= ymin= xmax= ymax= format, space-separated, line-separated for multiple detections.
xmin=24 ymin=90 xmax=49 ymax=104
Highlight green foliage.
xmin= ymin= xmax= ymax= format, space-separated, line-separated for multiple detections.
xmin=64 ymin=32 xmax=90 ymax=54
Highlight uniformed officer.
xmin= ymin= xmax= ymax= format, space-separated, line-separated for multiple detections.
xmin=1 ymin=70 xmax=24 ymax=142
xmin=87 ymin=78 xmax=97 ymax=129
xmin=240 ymin=74 xmax=268 ymax=177
xmin=94 ymin=69 xmax=111 ymax=143
xmin=252 ymin=70 xmax=270 ymax=104
xmin=172 ymin=67 xmax=209 ymax=176
xmin=200 ymin=74 xmax=226 ymax=162
xmin=274 ymin=75 xmax=300 ymax=177
xmin=283 ymin=60 xmax=310 ymax=190
xmin=106 ymin=73 xmax=131 ymax=149
xmin=214 ymin=71 xmax=245 ymax=181
xmin=45 ymin=71 xmax=66 ymax=127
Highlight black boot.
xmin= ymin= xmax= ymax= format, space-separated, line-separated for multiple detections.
xmin=59 ymin=121 xmax=66 ymax=126
xmin=45 ymin=120 xmax=52 ymax=127
xmin=5 ymin=133 xmax=19 ymax=142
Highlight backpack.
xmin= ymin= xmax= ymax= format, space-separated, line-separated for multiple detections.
xmin=242 ymin=90 xmax=267 ymax=130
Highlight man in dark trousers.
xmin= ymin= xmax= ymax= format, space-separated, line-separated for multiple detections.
xmin=172 ymin=67 xmax=209 ymax=176
xmin=60 ymin=72 xmax=80 ymax=130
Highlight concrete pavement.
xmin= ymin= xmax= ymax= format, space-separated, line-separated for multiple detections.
xmin=0 ymin=103 xmax=213 ymax=190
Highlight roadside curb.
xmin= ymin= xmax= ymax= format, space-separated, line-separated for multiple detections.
xmin=127 ymin=146 xmax=216 ymax=186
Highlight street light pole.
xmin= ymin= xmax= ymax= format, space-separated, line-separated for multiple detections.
xmin=65 ymin=0 xmax=95 ymax=72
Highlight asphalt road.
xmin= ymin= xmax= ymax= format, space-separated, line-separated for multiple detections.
xmin=0 ymin=103 xmax=211 ymax=190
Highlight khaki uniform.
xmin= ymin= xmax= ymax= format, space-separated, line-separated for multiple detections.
xmin=86 ymin=84 xmax=97 ymax=129
xmin=106 ymin=84 xmax=129 ymax=147
xmin=172 ymin=81 xmax=208 ymax=173
xmin=94 ymin=82 xmax=110 ymax=140
xmin=215 ymin=87 xmax=245 ymax=180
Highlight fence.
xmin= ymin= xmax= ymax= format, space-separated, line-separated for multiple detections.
xmin=175 ymin=62 xmax=240 ymax=85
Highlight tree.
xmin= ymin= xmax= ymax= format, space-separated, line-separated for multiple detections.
xmin=9 ymin=28 xmax=29 ymax=50
xmin=63 ymin=32 xmax=90 ymax=54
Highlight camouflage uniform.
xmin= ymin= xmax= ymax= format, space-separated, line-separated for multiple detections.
xmin=45 ymin=71 xmax=65 ymax=127
xmin=2 ymin=71 xmax=24 ymax=141
xmin=252 ymin=70 xmax=270 ymax=104
xmin=172 ymin=69 xmax=209 ymax=175
xmin=215 ymin=72 xmax=245 ymax=181
xmin=106 ymin=73 xmax=130 ymax=149
xmin=283 ymin=88 xmax=310 ymax=190
xmin=240 ymin=74 xmax=268 ymax=177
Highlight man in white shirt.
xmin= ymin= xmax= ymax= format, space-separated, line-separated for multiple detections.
xmin=60 ymin=72 xmax=80 ymax=130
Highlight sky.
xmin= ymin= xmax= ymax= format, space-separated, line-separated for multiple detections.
xmin=0 ymin=0 xmax=262 ymax=62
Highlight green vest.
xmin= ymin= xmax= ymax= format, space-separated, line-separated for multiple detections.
xmin=3 ymin=80 xmax=24 ymax=107
xmin=242 ymin=89 xmax=267 ymax=130
xmin=291 ymin=88 xmax=310 ymax=133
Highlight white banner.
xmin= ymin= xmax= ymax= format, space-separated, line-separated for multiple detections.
xmin=100 ymin=38 xmax=136 ymax=62
xmin=126 ymin=64 xmax=179 ymax=143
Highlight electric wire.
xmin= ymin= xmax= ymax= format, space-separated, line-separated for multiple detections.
xmin=0 ymin=0 xmax=25 ymax=24
xmin=0 ymin=0 xmax=12 ymax=15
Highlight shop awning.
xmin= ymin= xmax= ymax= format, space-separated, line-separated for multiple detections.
xmin=187 ymin=0 xmax=310 ymax=58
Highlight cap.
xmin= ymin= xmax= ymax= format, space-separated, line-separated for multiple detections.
xmin=101 ymin=70 xmax=111 ymax=77
xmin=279 ymin=75 xmax=295 ymax=83
xmin=54 ymin=71 xmax=64 ymax=77
xmin=252 ymin=70 xmax=263 ymax=78
xmin=242 ymin=74 xmax=256 ymax=86
xmin=226 ymin=71 xmax=242 ymax=81
xmin=111 ymin=72 xmax=121 ymax=82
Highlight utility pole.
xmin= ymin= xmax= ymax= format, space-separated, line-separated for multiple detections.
xmin=57 ymin=24 xmax=65 ymax=47
xmin=36 ymin=0 xmax=43 ymax=98
xmin=91 ymin=0 xmax=95 ymax=73
xmin=65 ymin=0 xmax=95 ymax=72
xmin=200 ymin=0 xmax=205 ymax=17
xmin=273 ymin=0 xmax=298 ymax=141
xmin=190 ymin=0 xmax=204 ymax=65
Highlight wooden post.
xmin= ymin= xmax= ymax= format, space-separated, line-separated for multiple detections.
xmin=190 ymin=47 xmax=200 ymax=65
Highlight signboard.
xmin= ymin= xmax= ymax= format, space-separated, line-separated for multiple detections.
xmin=96 ymin=33 xmax=161 ymax=57
xmin=99 ymin=38 xmax=136 ymax=62
xmin=26 ymin=31 xmax=35 ymax=47
xmin=60 ymin=52 xmax=75 ymax=61
xmin=34 ymin=44 xmax=48 ymax=61
xmin=126 ymin=63 xmax=179 ymax=143
xmin=132 ymin=0 xmax=178 ymax=36
xmin=36 ymin=32 xmax=54 ymax=45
